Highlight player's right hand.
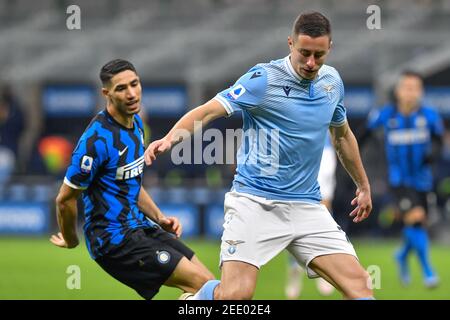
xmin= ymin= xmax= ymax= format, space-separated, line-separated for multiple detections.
xmin=349 ymin=188 xmax=372 ymax=223
xmin=144 ymin=138 xmax=172 ymax=165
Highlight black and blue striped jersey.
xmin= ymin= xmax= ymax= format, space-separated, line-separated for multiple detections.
xmin=64 ymin=109 xmax=155 ymax=259
xmin=367 ymin=104 xmax=444 ymax=192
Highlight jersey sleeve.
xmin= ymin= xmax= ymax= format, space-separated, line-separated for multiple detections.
xmin=64 ymin=128 xmax=108 ymax=190
xmin=330 ymin=78 xmax=347 ymax=127
xmin=366 ymin=108 xmax=384 ymax=130
xmin=429 ymin=109 xmax=444 ymax=136
xmin=214 ymin=65 xmax=268 ymax=116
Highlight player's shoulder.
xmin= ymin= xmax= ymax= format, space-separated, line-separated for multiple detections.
xmin=367 ymin=104 xmax=395 ymax=125
xmin=420 ymin=105 xmax=440 ymax=118
xmin=318 ymin=65 xmax=344 ymax=93
xmin=233 ymin=63 xmax=269 ymax=96
xmin=85 ymin=109 xmax=107 ymax=129
xmin=245 ymin=57 xmax=291 ymax=78
xmin=376 ymin=104 xmax=397 ymax=119
xmin=319 ymin=65 xmax=342 ymax=81
xmin=79 ymin=111 xmax=111 ymax=145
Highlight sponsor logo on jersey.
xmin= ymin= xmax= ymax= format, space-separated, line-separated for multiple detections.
xmin=227 ymin=84 xmax=246 ymax=100
xmin=81 ymin=155 xmax=93 ymax=173
xmin=250 ymin=71 xmax=263 ymax=79
xmin=118 ymin=146 xmax=128 ymax=156
xmin=283 ymin=85 xmax=292 ymax=96
xmin=387 ymin=128 xmax=430 ymax=145
xmin=115 ymin=155 xmax=144 ymax=180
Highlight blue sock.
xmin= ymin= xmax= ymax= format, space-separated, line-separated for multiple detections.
xmin=395 ymin=227 xmax=413 ymax=282
xmin=353 ymin=297 xmax=375 ymax=300
xmin=397 ymin=227 xmax=412 ymax=261
xmin=192 ymin=280 xmax=220 ymax=300
xmin=288 ymin=255 xmax=298 ymax=268
xmin=410 ymin=226 xmax=435 ymax=278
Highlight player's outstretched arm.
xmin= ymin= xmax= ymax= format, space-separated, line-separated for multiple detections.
xmin=138 ymin=187 xmax=182 ymax=238
xmin=144 ymin=99 xmax=228 ymax=165
xmin=329 ymin=122 xmax=372 ymax=223
xmin=51 ymin=183 xmax=83 ymax=248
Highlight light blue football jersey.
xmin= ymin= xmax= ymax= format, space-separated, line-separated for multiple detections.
xmin=214 ymin=56 xmax=346 ymax=203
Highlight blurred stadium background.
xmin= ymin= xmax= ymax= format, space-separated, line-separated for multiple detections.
xmin=0 ymin=0 xmax=450 ymax=299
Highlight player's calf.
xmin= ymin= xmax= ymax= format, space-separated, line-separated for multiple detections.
xmin=342 ymin=269 xmax=373 ymax=300
xmin=215 ymin=283 xmax=255 ymax=300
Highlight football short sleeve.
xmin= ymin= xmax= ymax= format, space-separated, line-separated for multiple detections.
xmin=64 ymin=130 xmax=108 ymax=190
xmin=330 ymin=79 xmax=347 ymax=127
xmin=214 ymin=66 xmax=268 ymax=116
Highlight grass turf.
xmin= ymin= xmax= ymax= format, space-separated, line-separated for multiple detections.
xmin=1 ymin=237 xmax=449 ymax=300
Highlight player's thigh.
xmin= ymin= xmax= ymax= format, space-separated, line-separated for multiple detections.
xmin=159 ymin=231 xmax=215 ymax=292
xmin=392 ymin=187 xmax=427 ymax=224
xmin=215 ymin=260 xmax=259 ymax=300
xmin=95 ymin=228 xmax=192 ymax=300
xmin=404 ymin=206 xmax=426 ymax=224
xmin=164 ymin=256 xmax=215 ymax=293
xmin=308 ymin=253 xmax=372 ymax=299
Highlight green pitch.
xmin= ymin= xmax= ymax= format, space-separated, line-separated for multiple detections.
xmin=1 ymin=237 xmax=449 ymax=300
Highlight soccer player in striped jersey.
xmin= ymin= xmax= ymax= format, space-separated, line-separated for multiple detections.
xmin=146 ymin=12 xmax=374 ymax=300
xmin=365 ymin=71 xmax=443 ymax=288
xmin=51 ymin=59 xmax=214 ymax=299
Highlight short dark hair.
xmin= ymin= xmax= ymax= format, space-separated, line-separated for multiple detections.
xmin=100 ymin=59 xmax=137 ymax=86
xmin=400 ymin=70 xmax=424 ymax=83
xmin=292 ymin=11 xmax=331 ymax=39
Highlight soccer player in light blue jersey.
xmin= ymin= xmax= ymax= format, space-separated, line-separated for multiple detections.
xmin=145 ymin=12 xmax=374 ymax=300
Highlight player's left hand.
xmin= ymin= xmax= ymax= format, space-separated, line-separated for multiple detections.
xmin=349 ymin=188 xmax=372 ymax=223
xmin=159 ymin=216 xmax=182 ymax=238
xmin=49 ymin=232 xmax=79 ymax=248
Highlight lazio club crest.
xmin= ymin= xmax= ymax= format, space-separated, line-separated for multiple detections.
xmin=225 ymin=240 xmax=245 ymax=255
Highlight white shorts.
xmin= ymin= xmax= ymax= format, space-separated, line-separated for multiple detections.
xmin=220 ymin=191 xmax=357 ymax=278
xmin=318 ymin=147 xmax=337 ymax=200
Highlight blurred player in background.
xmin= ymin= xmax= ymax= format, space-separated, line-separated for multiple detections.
xmin=365 ymin=71 xmax=444 ymax=288
xmin=146 ymin=12 xmax=374 ymax=300
xmin=285 ymin=133 xmax=336 ymax=299
xmin=50 ymin=59 xmax=214 ymax=299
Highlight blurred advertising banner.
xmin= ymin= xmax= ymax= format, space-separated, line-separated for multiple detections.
xmin=424 ymin=87 xmax=450 ymax=118
xmin=344 ymin=86 xmax=450 ymax=118
xmin=42 ymin=85 xmax=96 ymax=117
xmin=204 ymin=204 xmax=224 ymax=240
xmin=344 ymin=87 xmax=375 ymax=118
xmin=0 ymin=202 xmax=49 ymax=234
xmin=157 ymin=204 xmax=199 ymax=237
xmin=141 ymin=86 xmax=187 ymax=117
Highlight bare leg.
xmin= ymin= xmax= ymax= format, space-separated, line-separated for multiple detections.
xmin=164 ymin=256 xmax=215 ymax=293
xmin=214 ymin=261 xmax=259 ymax=300
xmin=308 ymin=253 xmax=373 ymax=299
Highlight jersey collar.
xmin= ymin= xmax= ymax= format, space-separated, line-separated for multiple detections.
xmin=104 ymin=108 xmax=136 ymax=131
xmin=284 ymin=55 xmax=314 ymax=85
